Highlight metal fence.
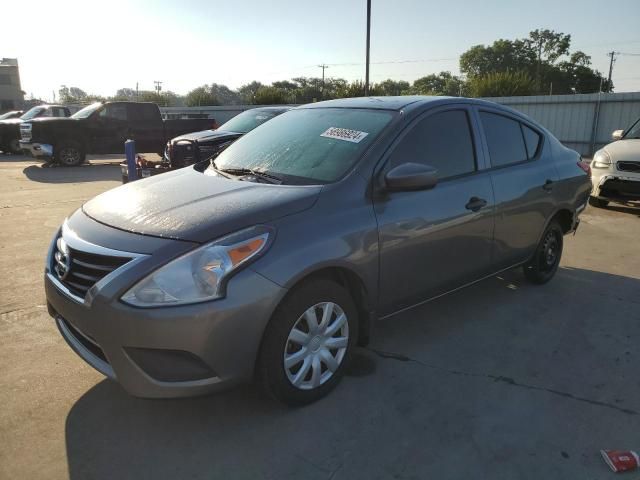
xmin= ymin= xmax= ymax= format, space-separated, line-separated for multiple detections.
xmin=160 ymin=92 xmax=640 ymax=157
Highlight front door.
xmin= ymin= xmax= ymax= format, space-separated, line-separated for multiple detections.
xmin=375 ymin=107 xmax=495 ymax=316
xmin=91 ymin=103 xmax=130 ymax=154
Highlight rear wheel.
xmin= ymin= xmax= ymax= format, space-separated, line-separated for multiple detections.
xmin=55 ymin=142 xmax=85 ymax=166
xmin=523 ymin=220 xmax=563 ymax=285
xmin=589 ymin=196 xmax=609 ymax=208
xmin=257 ymin=279 xmax=358 ymax=406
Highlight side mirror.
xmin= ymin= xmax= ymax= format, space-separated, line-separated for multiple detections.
xmin=612 ymin=129 xmax=624 ymax=141
xmin=384 ymin=163 xmax=438 ymax=191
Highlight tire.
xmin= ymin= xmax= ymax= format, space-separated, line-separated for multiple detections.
xmin=257 ymin=278 xmax=358 ymax=406
xmin=8 ymin=138 xmax=21 ymax=154
xmin=589 ymin=196 xmax=609 ymax=208
xmin=55 ymin=142 xmax=85 ymax=167
xmin=523 ymin=220 xmax=563 ymax=285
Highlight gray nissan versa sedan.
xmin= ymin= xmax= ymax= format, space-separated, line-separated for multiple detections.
xmin=45 ymin=96 xmax=591 ymax=405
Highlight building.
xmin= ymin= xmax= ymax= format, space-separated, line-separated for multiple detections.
xmin=0 ymin=58 xmax=24 ymax=112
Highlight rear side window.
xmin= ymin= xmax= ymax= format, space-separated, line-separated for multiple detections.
xmin=130 ymin=104 xmax=158 ymax=122
xmin=522 ymin=124 xmax=541 ymax=158
xmin=480 ymin=112 xmax=527 ymax=167
xmin=390 ymin=110 xmax=476 ymax=179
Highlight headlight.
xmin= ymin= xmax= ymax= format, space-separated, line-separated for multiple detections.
xmin=592 ymin=150 xmax=612 ymax=169
xmin=121 ymin=225 xmax=273 ymax=307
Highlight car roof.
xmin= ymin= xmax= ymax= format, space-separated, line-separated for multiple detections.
xmin=300 ymin=96 xmax=451 ymax=111
xmin=250 ymin=106 xmax=292 ymax=112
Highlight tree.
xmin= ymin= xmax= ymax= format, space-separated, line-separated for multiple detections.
xmin=459 ymin=30 xmax=610 ymax=95
xmin=185 ymin=86 xmax=219 ymax=106
xmin=209 ymin=83 xmax=240 ymax=105
xmin=467 ymin=71 xmax=535 ymax=97
xmin=377 ymin=79 xmax=410 ymax=96
xmin=410 ymin=72 xmax=465 ymax=96
xmin=253 ymin=86 xmax=288 ymax=105
xmin=58 ymin=86 xmax=88 ymax=104
xmin=238 ymin=81 xmax=264 ymax=104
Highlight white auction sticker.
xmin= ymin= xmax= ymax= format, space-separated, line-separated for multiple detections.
xmin=320 ymin=127 xmax=369 ymax=143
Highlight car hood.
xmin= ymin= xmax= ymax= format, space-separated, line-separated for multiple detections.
xmin=603 ymin=139 xmax=640 ymax=162
xmin=82 ymin=166 xmax=321 ymax=243
xmin=0 ymin=118 xmax=23 ymax=126
xmin=29 ymin=117 xmax=75 ymax=125
xmin=171 ymin=129 xmax=242 ymax=143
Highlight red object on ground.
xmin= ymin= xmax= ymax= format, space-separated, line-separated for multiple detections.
xmin=600 ymin=450 xmax=639 ymax=472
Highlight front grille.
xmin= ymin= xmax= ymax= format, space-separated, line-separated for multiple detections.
xmin=20 ymin=123 xmax=31 ymax=141
xmin=617 ymin=161 xmax=640 ymax=173
xmin=53 ymin=237 xmax=132 ymax=298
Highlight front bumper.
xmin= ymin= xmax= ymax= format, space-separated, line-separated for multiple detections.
xmin=45 ymin=232 xmax=286 ymax=398
xmin=20 ymin=141 xmax=53 ymax=158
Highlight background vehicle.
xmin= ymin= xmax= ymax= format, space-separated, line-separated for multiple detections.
xmin=0 ymin=105 xmax=69 ymax=154
xmin=589 ymin=117 xmax=640 ymax=207
xmin=19 ymin=101 xmax=215 ymax=166
xmin=0 ymin=110 xmax=23 ymax=120
xmin=121 ymin=107 xmax=290 ymax=182
xmin=45 ymin=97 xmax=590 ymax=406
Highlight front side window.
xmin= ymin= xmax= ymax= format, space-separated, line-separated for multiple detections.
xmin=71 ymin=103 xmax=103 ymax=119
xmin=99 ymin=104 xmax=128 ymax=121
xmin=211 ymin=108 xmax=394 ymax=184
xmin=480 ymin=112 xmax=528 ymax=167
xmin=390 ymin=110 xmax=476 ymax=179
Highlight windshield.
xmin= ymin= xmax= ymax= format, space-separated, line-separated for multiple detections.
xmin=0 ymin=111 xmax=19 ymax=120
xmin=20 ymin=107 xmax=45 ymax=120
xmin=623 ymin=117 xmax=640 ymax=139
xmin=71 ymin=102 xmax=103 ymax=119
xmin=218 ymin=109 xmax=283 ymax=134
xmin=211 ymin=108 xmax=394 ymax=184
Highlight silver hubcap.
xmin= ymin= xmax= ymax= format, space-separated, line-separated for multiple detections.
xmin=60 ymin=147 xmax=80 ymax=165
xmin=284 ymin=302 xmax=349 ymax=390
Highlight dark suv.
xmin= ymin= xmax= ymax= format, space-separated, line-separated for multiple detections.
xmin=45 ymin=96 xmax=590 ymax=405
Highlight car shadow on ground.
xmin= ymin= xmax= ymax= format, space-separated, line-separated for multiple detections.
xmin=22 ymin=164 xmax=122 ymax=184
xmin=600 ymin=202 xmax=640 ymax=217
xmin=63 ymin=267 xmax=640 ymax=479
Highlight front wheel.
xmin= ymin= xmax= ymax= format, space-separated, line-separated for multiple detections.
xmin=523 ymin=220 xmax=563 ymax=285
xmin=55 ymin=142 xmax=85 ymax=167
xmin=589 ymin=196 xmax=609 ymax=208
xmin=257 ymin=279 xmax=358 ymax=406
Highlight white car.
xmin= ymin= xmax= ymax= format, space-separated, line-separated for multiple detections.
xmin=590 ymin=118 xmax=640 ymax=208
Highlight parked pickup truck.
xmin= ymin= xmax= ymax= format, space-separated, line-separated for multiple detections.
xmin=0 ymin=105 xmax=70 ymax=154
xmin=19 ymin=101 xmax=215 ymax=166
xmin=121 ymin=107 xmax=290 ymax=182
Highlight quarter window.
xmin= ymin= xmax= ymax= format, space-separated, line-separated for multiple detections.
xmin=390 ymin=110 xmax=476 ymax=179
xmin=480 ymin=112 xmax=528 ymax=167
xmin=522 ymin=124 xmax=541 ymax=159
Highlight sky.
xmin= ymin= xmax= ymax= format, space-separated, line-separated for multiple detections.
xmin=2 ymin=0 xmax=639 ymax=101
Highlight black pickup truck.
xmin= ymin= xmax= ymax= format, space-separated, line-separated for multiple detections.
xmin=19 ymin=101 xmax=214 ymax=166
xmin=1 ymin=105 xmax=70 ymax=154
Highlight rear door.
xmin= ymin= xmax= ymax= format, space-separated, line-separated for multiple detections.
xmin=374 ymin=106 xmax=495 ymax=316
xmin=128 ymin=103 xmax=164 ymax=153
xmin=475 ymin=108 xmax=557 ymax=269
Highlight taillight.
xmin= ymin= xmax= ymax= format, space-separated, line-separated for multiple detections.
xmin=577 ymin=160 xmax=591 ymax=176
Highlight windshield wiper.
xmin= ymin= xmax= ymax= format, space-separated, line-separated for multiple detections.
xmin=216 ymin=166 xmax=283 ymax=184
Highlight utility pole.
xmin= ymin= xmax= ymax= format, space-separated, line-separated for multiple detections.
xmin=318 ymin=64 xmax=329 ymax=99
xmin=606 ymin=51 xmax=618 ymax=91
xmin=154 ymin=80 xmax=163 ymax=95
xmin=136 ymin=82 xmax=139 ymax=101
xmin=364 ymin=0 xmax=371 ymax=96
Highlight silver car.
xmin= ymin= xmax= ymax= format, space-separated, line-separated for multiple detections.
xmin=589 ymin=117 xmax=640 ymax=208
xmin=45 ymin=96 xmax=591 ymax=405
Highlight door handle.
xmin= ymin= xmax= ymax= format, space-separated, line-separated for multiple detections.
xmin=465 ymin=196 xmax=487 ymax=212
xmin=543 ymin=179 xmax=554 ymax=192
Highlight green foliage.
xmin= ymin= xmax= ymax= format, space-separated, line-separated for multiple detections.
xmin=237 ymin=81 xmax=264 ymax=104
xmin=185 ymin=86 xmax=219 ymax=106
xmin=252 ymin=86 xmax=289 ymax=105
xmin=460 ymin=29 xmax=611 ymax=94
xmin=409 ymin=72 xmax=465 ymax=96
xmin=137 ymin=91 xmax=178 ymax=107
xmin=467 ymin=71 xmax=535 ymax=97
xmin=377 ymin=79 xmax=411 ymax=96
